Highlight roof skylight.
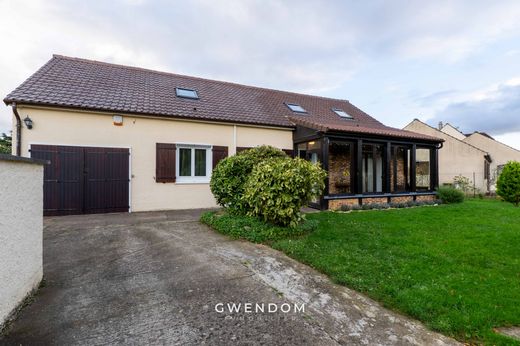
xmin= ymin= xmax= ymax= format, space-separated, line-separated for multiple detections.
xmin=286 ymin=103 xmax=307 ymax=113
xmin=332 ymin=108 xmax=353 ymax=119
xmin=176 ymin=87 xmax=199 ymax=99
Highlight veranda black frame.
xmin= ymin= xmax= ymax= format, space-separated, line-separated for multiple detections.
xmin=293 ymin=125 xmax=441 ymax=210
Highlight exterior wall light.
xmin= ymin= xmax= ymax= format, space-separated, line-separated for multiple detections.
xmin=113 ymin=115 xmax=123 ymax=126
xmin=23 ymin=116 xmax=33 ymax=129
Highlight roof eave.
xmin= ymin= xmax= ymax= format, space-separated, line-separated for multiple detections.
xmin=324 ymin=129 xmax=443 ymax=144
xmin=7 ymin=100 xmax=296 ymax=130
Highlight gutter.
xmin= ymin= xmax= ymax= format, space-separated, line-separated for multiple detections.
xmin=11 ymin=102 xmax=21 ymax=156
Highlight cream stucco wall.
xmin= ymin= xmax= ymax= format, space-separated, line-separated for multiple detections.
xmin=15 ymin=106 xmax=293 ymax=211
xmin=440 ymin=124 xmax=466 ymax=141
xmin=405 ymin=120 xmax=488 ymax=191
xmin=0 ymin=158 xmax=43 ymax=326
xmin=464 ymin=133 xmax=520 ymax=189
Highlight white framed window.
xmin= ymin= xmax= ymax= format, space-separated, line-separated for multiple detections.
xmin=176 ymin=144 xmax=212 ymax=183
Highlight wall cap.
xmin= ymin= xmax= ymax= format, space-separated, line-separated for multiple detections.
xmin=0 ymin=154 xmax=49 ymax=165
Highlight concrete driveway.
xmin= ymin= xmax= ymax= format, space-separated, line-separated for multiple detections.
xmin=1 ymin=210 xmax=458 ymax=345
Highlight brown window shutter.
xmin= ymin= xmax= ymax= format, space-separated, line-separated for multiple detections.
xmin=212 ymin=146 xmax=228 ymax=169
xmin=282 ymin=149 xmax=294 ymax=157
xmin=156 ymin=143 xmax=176 ymax=183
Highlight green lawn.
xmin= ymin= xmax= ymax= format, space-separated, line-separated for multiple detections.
xmin=270 ymin=199 xmax=520 ymax=345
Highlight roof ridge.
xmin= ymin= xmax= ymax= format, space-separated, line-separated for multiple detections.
xmin=51 ymin=54 xmax=350 ymax=104
xmin=465 ymin=132 xmax=520 ymax=154
xmin=406 ymin=119 xmax=486 ymax=153
xmin=441 ymin=122 xmax=466 ymax=135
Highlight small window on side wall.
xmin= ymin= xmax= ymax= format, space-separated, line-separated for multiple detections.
xmin=177 ymin=145 xmax=211 ymax=183
xmin=176 ymin=145 xmax=229 ymax=183
xmin=156 ymin=143 xmax=228 ymax=184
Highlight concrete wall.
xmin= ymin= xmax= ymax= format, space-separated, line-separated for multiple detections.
xmin=14 ymin=106 xmax=294 ymax=211
xmin=440 ymin=124 xmax=466 ymax=141
xmin=404 ymin=120 xmax=488 ymax=192
xmin=464 ymin=133 xmax=520 ymax=190
xmin=0 ymin=156 xmax=44 ymax=326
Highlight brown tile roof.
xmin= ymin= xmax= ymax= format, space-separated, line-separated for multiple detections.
xmin=4 ymin=55 xmax=441 ymax=142
xmin=290 ymin=116 xmax=442 ymax=141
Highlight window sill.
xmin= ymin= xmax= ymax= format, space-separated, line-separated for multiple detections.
xmin=175 ymin=180 xmax=210 ymax=185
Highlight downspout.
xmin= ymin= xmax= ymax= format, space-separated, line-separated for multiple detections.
xmin=11 ymin=102 xmax=22 ymax=156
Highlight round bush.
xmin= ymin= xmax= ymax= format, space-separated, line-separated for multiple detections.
xmin=497 ymin=161 xmax=520 ymax=206
xmin=210 ymin=146 xmax=287 ymax=213
xmin=436 ymin=186 xmax=464 ymax=204
xmin=242 ymin=157 xmax=327 ymax=227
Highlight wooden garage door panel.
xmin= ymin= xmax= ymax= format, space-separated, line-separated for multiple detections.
xmin=59 ymin=148 xmax=84 ymax=215
xmin=31 ymin=145 xmax=61 ymax=213
xmin=84 ymin=148 xmax=129 ymax=213
xmin=31 ymin=145 xmax=129 ymax=216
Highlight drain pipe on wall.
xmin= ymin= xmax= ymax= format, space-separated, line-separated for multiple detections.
xmin=11 ymin=102 xmax=22 ymax=156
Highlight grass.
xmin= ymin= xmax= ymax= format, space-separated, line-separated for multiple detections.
xmin=203 ymin=199 xmax=520 ymax=345
xmin=272 ymin=199 xmax=520 ymax=345
xmin=200 ymin=210 xmax=317 ymax=243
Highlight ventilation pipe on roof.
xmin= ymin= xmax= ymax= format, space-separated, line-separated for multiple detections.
xmin=11 ymin=102 xmax=22 ymax=156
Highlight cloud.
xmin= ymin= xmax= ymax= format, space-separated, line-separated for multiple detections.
xmin=2 ymin=0 xmax=520 ymax=136
xmin=428 ymin=81 xmax=520 ymax=135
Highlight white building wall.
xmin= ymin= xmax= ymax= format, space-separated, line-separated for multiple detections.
xmin=0 ymin=156 xmax=44 ymax=326
xmin=464 ymin=133 xmax=520 ymax=190
xmin=404 ymin=120 xmax=488 ymax=192
xmin=440 ymin=124 xmax=466 ymax=141
xmin=14 ymin=106 xmax=294 ymax=211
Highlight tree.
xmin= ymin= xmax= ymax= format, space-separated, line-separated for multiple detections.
xmin=0 ymin=132 xmax=12 ymax=154
xmin=496 ymin=161 xmax=520 ymax=206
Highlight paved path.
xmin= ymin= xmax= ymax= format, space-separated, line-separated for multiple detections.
xmin=1 ymin=210 xmax=459 ymax=345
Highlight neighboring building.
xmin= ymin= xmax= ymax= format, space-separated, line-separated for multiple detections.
xmin=404 ymin=119 xmax=520 ymax=193
xmin=463 ymin=132 xmax=520 ymax=190
xmin=4 ymin=55 xmax=441 ymax=215
xmin=438 ymin=122 xmax=466 ymax=141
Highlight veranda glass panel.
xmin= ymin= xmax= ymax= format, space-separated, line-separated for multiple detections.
xmin=391 ymin=146 xmax=409 ymax=192
xmin=329 ymin=141 xmax=353 ymax=194
xmin=362 ymin=144 xmax=384 ymax=193
xmin=179 ymin=148 xmax=191 ymax=176
xmin=416 ymin=148 xmax=431 ymax=190
xmin=194 ymin=149 xmax=206 ymax=176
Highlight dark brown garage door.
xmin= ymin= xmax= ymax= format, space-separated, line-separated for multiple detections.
xmin=31 ymin=145 xmax=130 ymax=216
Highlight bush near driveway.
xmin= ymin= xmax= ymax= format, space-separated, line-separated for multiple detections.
xmin=497 ymin=161 xmax=520 ymax=206
xmin=243 ymin=157 xmax=327 ymax=227
xmin=210 ymin=146 xmax=287 ymax=214
xmin=210 ymin=146 xmax=327 ymax=227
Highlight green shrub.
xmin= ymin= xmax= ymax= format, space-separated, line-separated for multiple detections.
xmin=237 ymin=145 xmax=288 ymax=161
xmin=496 ymin=161 xmax=520 ymax=206
xmin=210 ymin=146 xmax=287 ymax=213
xmin=436 ymin=186 xmax=464 ymax=204
xmin=242 ymin=157 xmax=327 ymax=227
xmin=200 ymin=211 xmax=317 ymax=243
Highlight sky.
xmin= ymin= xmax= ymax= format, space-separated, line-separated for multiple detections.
xmin=1 ymin=0 xmax=520 ymax=149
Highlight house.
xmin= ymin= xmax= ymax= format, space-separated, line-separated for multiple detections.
xmin=404 ymin=119 xmax=520 ymax=193
xmin=4 ymin=55 xmax=442 ymax=215
xmin=463 ymin=131 xmax=520 ymax=190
